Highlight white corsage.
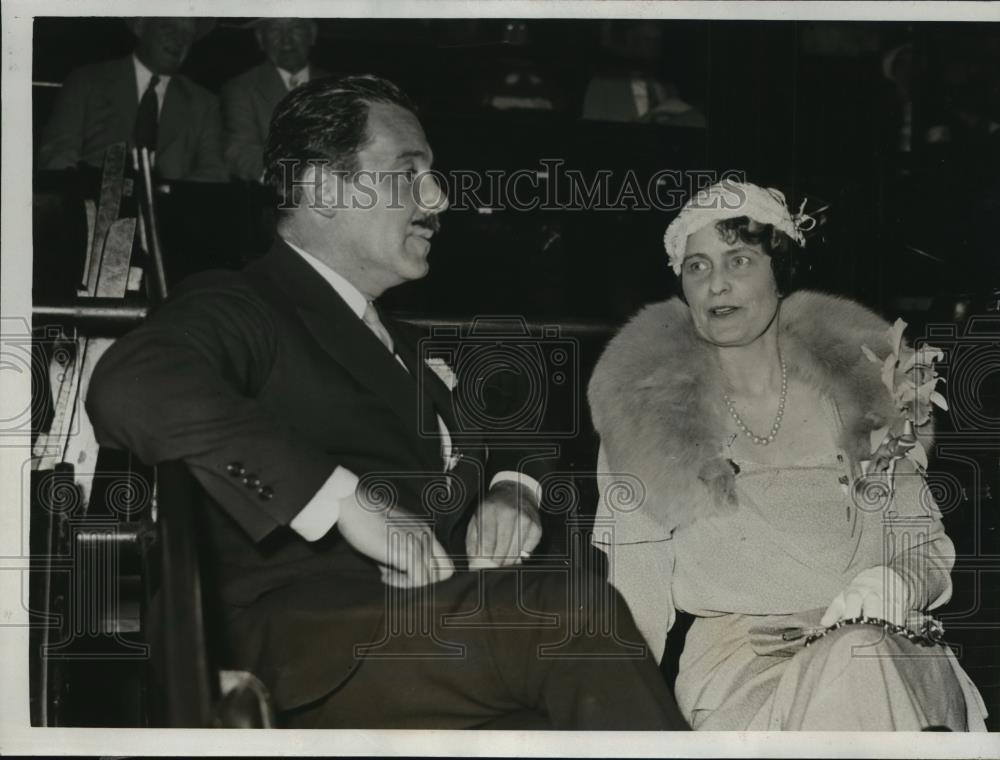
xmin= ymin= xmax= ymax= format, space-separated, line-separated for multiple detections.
xmin=425 ymin=357 xmax=458 ymax=391
xmin=858 ymin=319 xmax=946 ymax=497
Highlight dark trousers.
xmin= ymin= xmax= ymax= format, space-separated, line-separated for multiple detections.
xmin=282 ymin=566 xmax=688 ymax=730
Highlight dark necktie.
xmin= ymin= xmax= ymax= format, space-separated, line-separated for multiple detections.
xmin=133 ymin=74 xmax=161 ymax=150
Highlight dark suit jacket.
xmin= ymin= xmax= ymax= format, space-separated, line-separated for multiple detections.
xmin=37 ymin=56 xmax=226 ymax=182
xmin=87 ymin=239 xmax=545 ymax=711
xmin=221 ymin=63 xmax=330 ymax=181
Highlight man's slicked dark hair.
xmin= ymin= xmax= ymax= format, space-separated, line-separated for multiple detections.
xmin=262 ymin=74 xmax=416 ymax=213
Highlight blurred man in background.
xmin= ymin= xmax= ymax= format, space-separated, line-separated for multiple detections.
xmin=37 ymin=17 xmax=226 ymax=181
xmin=222 ymin=18 xmax=327 ymax=181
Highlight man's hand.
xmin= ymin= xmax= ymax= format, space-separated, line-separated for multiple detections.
xmin=337 ymin=488 xmax=454 ymax=588
xmin=821 ymin=565 xmax=913 ymax=628
xmin=466 ymin=481 xmax=542 ymax=569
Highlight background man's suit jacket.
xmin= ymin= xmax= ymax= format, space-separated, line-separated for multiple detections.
xmin=87 ymin=239 xmax=547 ymax=711
xmin=37 ymin=56 xmax=227 ymax=181
xmin=221 ymin=63 xmax=329 ymax=181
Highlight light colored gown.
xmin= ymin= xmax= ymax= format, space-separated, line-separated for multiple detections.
xmin=594 ymin=397 xmax=988 ymax=730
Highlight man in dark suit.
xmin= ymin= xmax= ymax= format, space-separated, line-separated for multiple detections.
xmin=222 ymin=18 xmax=328 ymax=181
xmin=37 ymin=17 xmax=226 ymax=181
xmin=86 ymin=75 xmax=687 ymax=729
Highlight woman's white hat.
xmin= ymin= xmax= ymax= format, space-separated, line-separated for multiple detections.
xmin=663 ymin=179 xmax=816 ymax=275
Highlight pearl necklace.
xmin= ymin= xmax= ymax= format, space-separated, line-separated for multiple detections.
xmin=723 ymin=358 xmax=788 ymax=446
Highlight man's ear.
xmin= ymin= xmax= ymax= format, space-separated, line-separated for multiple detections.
xmin=300 ymin=163 xmax=341 ymax=220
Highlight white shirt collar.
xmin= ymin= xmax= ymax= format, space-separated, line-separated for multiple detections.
xmin=132 ymin=54 xmax=170 ymax=114
xmin=283 ymin=237 xmax=369 ymax=319
xmin=276 ymin=65 xmax=310 ymax=91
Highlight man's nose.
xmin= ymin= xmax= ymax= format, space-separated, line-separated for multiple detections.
xmin=417 ymin=172 xmax=449 ymax=214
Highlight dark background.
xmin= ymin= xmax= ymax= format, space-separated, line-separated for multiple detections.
xmin=32 ymin=18 xmax=1000 ymax=320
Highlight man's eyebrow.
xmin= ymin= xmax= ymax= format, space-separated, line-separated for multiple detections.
xmin=395 ymin=149 xmax=432 ymax=163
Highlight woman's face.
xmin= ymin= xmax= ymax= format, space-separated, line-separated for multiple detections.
xmin=680 ymin=223 xmax=780 ymax=347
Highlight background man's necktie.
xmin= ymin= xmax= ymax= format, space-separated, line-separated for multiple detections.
xmin=362 ymin=302 xmax=395 ymax=354
xmin=133 ymin=74 xmax=160 ymax=150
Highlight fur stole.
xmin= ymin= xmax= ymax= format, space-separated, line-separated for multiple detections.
xmin=588 ymin=290 xmax=926 ymax=536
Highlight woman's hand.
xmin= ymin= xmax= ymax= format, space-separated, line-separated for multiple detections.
xmin=820 ymin=565 xmax=913 ymax=628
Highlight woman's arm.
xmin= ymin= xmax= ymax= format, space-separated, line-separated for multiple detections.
xmin=885 ymin=459 xmax=955 ymax=612
xmin=592 ymin=444 xmax=677 ymax=663
xmin=822 ymin=460 xmax=955 ymax=627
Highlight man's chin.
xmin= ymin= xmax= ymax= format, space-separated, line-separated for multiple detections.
xmin=276 ymin=57 xmax=308 ymax=73
xmin=153 ymin=57 xmax=185 ymax=75
xmin=405 ymin=236 xmax=433 ymax=259
xmin=398 ymin=247 xmax=431 ymax=281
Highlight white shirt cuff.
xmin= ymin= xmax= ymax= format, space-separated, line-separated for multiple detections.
xmin=290 ymin=465 xmax=359 ymax=542
xmin=490 ymin=471 xmax=542 ymax=507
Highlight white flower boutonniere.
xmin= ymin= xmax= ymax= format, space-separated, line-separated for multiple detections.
xmin=860 ymin=318 xmax=947 ymax=477
xmin=425 ymin=357 xmax=458 ymax=391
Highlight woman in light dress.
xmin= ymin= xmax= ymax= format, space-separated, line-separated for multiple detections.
xmin=588 ymin=180 xmax=988 ymax=730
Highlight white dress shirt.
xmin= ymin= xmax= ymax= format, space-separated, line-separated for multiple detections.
xmin=276 ymin=65 xmax=310 ymax=91
xmin=132 ymin=55 xmax=170 ymax=116
xmin=284 ymin=239 xmax=540 ymax=541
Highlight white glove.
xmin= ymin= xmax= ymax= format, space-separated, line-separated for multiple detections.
xmin=821 ymin=565 xmax=913 ymax=628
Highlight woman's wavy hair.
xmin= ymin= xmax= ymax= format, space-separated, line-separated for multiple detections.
xmin=715 ymin=216 xmax=800 ymax=295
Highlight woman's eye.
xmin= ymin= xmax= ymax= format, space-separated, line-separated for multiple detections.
xmin=732 ymin=255 xmax=752 ymax=267
xmin=686 ymin=259 xmax=708 ymax=274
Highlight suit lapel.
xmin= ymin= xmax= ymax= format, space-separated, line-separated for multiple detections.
xmin=385 ymin=317 xmax=489 ymax=488
xmin=256 ymin=64 xmax=289 ymax=108
xmin=108 ymin=57 xmax=139 ymax=142
xmin=158 ymin=76 xmax=187 ymax=159
xmin=387 ymin=320 xmax=460 ymax=436
xmin=253 ymin=242 xmax=440 ymax=467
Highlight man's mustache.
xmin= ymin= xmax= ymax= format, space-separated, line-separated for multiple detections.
xmin=413 ymin=214 xmax=441 ymax=233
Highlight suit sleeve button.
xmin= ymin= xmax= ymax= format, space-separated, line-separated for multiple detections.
xmin=241 ymin=473 xmax=259 ymax=488
xmin=257 ymin=486 xmax=274 ymax=501
xmin=227 ymin=462 xmax=245 ymax=477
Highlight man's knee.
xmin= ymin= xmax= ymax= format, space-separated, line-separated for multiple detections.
xmin=505 ymin=566 xmax=629 ymax=617
xmin=477 ymin=567 xmax=572 ymax=621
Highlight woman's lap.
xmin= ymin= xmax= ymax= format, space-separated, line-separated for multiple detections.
xmin=679 ymin=616 xmax=970 ymax=730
